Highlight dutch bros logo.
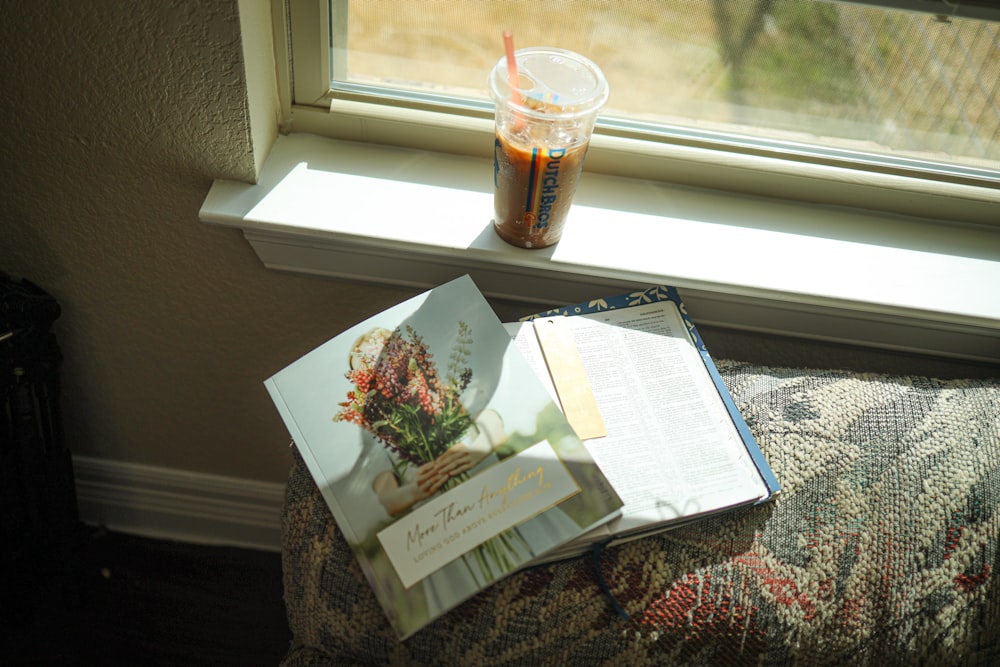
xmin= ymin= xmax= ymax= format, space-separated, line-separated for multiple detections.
xmin=525 ymin=148 xmax=564 ymax=230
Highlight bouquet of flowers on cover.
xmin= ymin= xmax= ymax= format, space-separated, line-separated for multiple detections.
xmin=334 ymin=322 xmax=529 ymax=582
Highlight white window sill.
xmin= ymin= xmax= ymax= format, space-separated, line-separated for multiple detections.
xmin=199 ymin=133 xmax=1000 ymax=364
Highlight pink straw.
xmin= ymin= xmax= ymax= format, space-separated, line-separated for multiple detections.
xmin=503 ymin=31 xmax=521 ymax=106
xmin=503 ymin=31 xmax=524 ymax=131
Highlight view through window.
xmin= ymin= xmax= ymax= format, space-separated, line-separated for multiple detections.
xmin=329 ymin=0 xmax=999 ymax=183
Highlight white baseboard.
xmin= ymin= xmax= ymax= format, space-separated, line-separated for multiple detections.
xmin=73 ymin=455 xmax=286 ymax=553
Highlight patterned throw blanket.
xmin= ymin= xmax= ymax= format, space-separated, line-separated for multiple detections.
xmin=280 ymin=361 xmax=1000 ymax=666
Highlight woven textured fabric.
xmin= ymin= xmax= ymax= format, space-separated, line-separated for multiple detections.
xmin=280 ymin=361 xmax=1000 ymax=666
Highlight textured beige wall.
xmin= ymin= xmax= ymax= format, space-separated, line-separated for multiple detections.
xmin=0 ymin=1 xmax=415 ymax=483
xmin=2 ymin=2 xmax=991 ymax=487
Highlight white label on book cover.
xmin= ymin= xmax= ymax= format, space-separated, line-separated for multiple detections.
xmin=376 ymin=440 xmax=580 ymax=588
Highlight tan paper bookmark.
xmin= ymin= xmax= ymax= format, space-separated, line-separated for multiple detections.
xmin=532 ymin=316 xmax=607 ymax=440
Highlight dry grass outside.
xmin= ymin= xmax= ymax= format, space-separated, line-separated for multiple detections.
xmin=345 ymin=1 xmax=728 ymax=111
xmin=344 ymin=0 xmax=999 ymax=167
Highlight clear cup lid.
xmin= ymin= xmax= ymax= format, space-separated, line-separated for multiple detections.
xmin=489 ymin=47 xmax=609 ymax=118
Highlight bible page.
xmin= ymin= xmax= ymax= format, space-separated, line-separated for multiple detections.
xmin=535 ymin=301 xmax=768 ymax=536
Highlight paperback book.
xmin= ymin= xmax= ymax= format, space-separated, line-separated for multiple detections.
xmin=264 ymin=275 xmax=624 ymax=639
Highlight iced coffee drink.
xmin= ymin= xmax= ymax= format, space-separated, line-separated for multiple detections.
xmin=489 ymin=48 xmax=609 ymax=249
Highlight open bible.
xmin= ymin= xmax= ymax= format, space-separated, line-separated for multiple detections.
xmin=508 ymin=285 xmax=780 ymax=563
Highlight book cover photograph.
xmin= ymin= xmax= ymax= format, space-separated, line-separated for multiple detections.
xmin=264 ymin=275 xmax=623 ymax=639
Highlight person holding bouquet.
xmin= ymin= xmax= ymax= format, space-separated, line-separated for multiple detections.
xmin=373 ymin=408 xmax=508 ymax=517
xmin=336 ymin=322 xmax=580 ymax=617
xmin=339 ymin=325 xmax=510 ymax=517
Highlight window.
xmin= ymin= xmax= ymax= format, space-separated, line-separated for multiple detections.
xmin=281 ymin=0 xmax=1000 ymax=224
xmin=204 ymin=1 xmax=1000 ymax=363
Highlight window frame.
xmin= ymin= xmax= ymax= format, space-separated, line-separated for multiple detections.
xmin=281 ymin=0 xmax=1000 ymax=226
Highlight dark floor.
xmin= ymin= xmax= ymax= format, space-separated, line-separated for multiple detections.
xmin=4 ymin=527 xmax=292 ymax=666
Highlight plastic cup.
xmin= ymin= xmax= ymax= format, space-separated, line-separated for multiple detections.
xmin=489 ymin=48 xmax=609 ymax=249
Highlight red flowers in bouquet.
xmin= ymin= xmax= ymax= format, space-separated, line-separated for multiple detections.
xmin=335 ymin=323 xmax=474 ymax=469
